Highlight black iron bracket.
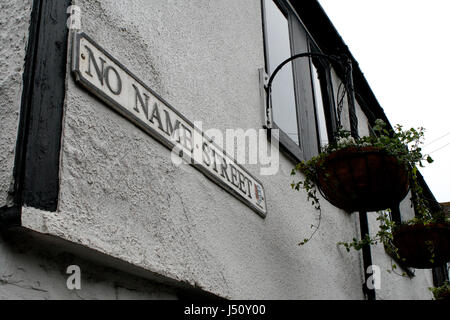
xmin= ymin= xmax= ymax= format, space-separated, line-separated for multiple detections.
xmin=264 ymin=52 xmax=359 ymax=139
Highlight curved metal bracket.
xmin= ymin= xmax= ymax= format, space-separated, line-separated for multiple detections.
xmin=264 ymin=52 xmax=359 ymax=139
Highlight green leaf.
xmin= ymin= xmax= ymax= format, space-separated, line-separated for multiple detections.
xmin=299 ymin=239 xmax=309 ymax=246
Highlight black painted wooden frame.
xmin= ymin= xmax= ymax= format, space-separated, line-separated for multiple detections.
xmin=0 ymin=0 xmax=70 ymax=228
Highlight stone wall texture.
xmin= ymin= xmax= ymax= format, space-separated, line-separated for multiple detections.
xmin=0 ymin=0 xmax=32 ymax=207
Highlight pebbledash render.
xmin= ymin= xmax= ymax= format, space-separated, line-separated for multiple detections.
xmin=0 ymin=0 xmax=443 ymax=300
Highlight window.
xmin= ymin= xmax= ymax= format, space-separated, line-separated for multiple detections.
xmin=262 ymin=0 xmax=337 ymax=160
xmin=311 ymin=62 xmax=328 ymax=147
xmin=264 ymin=0 xmax=299 ymax=146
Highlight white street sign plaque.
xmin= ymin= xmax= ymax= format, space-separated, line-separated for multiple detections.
xmin=72 ymin=33 xmax=267 ymax=217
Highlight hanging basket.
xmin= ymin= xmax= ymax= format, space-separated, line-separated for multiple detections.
xmin=315 ymin=146 xmax=410 ymax=212
xmin=392 ymin=222 xmax=450 ymax=269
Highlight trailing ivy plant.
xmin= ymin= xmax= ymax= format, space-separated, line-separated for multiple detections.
xmin=429 ymin=281 xmax=450 ymax=300
xmin=291 ymin=119 xmax=438 ymax=253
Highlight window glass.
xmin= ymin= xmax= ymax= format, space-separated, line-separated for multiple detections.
xmin=264 ymin=0 xmax=299 ymax=145
xmin=311 ymin=63 xmax=329 ymax=147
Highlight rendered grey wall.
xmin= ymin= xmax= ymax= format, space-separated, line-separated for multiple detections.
xmin=16 ymin=0 xmax=434 ymax=299
xmin=0 ymin=0 xmax=32 ymax=207
xmin=0 ymin=232 xmax=177 ymax=300
xmin=21 ymin=0 xmax=363 ymax=299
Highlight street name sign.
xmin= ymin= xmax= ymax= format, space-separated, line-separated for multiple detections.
xmin=72 ymin=33 xmax=267 ymax=217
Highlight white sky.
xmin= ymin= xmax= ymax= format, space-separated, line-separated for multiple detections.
xmin=318 ymin=0 xmax=450 ymax=203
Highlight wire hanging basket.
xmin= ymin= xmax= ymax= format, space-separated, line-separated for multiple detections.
xmin=392 ymin=222 xmax=450 ymax=269
xmin=315 ymin=146 xmax=410 ymax=212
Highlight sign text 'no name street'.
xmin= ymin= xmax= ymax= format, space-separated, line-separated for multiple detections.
xmin=72 ymin=33 xmax=267 ymax=217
